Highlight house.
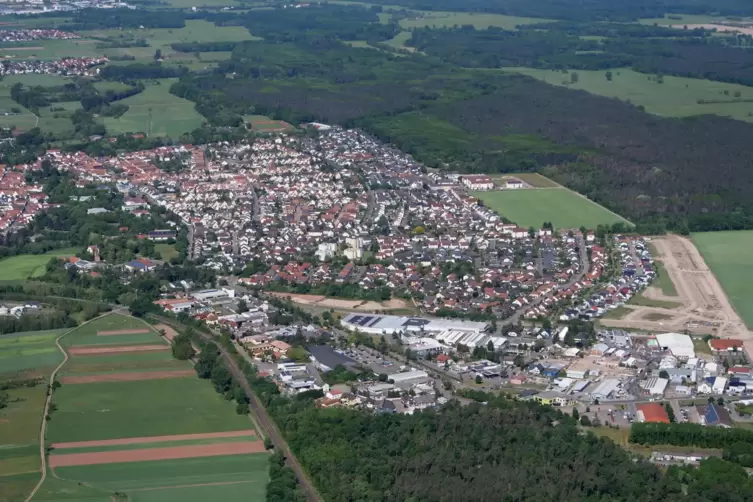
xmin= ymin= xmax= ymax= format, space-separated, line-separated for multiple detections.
xmin=125 ymin=258 xmax=156 ymax=273
xmin=636 ymin=403 xmax=670 ymax=424
xmin=532 ymin=391 xmax=571 ymax=407
xmin=461 ymin=175 xmax=494 ymax=191
xmin=505 ymin=178 xmax=524 ymax=189
xmin=710 ymin=339 xmax=744 ymax=352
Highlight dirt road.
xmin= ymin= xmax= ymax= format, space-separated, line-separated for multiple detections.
xmin=601 ymin=235 xmax=753 ymax=356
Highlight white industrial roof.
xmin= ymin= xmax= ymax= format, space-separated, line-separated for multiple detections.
xmin=656 ymin=332 xmax=695 ymax=359
xmin=390 ymin=370 xmax=429 ymax=383
xmin=590 ymin=378 xmax=620 ymax=399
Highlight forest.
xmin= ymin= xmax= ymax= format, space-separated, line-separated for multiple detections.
xmin=249 ymin=376 xmax=753 ymax=501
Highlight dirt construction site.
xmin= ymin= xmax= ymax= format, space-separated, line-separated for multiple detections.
xmin=601 ymin=234 xmax=753 ymax=356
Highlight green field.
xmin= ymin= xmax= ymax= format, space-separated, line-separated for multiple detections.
xmin=503 ymin=67 xmax=753 ymax=122
xmin=0 ymin=386 xmax=48 ymax=482
xmin=155 ymin=243 xmax=179 ymax=261
xmin=472 ymin=187 xmax=631 ymax=229
xmin=638 ymin=14 xmax=753 ymax=25
xmin=61 ymin=313 xmax=158 ymax=348
xmin=53 ymin=455 xmax=268 ymax=501
xmin=47 ymin=377 xmax=253 ymax=442
xmin=652 ymin=260 xmax=678 ymax=296
xmin=0 ymin=248 xmax=78 ymax=281
xmin=693 ymin=231 xmax=753 ymax=329
xmin=0 ymin=329 xmax=67 ymax=375
xmin=103 ymin=79 xmax=204 ymax=137
xmin=398 ymin=12 xmax=553 ymax=30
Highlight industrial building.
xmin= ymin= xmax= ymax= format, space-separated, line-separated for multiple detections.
xmin=341 ymin=313 xmax=488 ymax=336
xmin=636 ymin=403 xmax=670 ymax=423
xmin=589 ymin=378 xmax=620 ymax=400
xmin=190 ymin=288 xmax=236 ymax=302
xmin=655 ymin=333 xmax=695 ymax=360
xmin=389 ymin=370 xmax=430 ymax=385
xmin=641 ymin=377 xmax=669 ymax=396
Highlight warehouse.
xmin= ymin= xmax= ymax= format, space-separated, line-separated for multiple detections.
xmin=389 ymin=370 xmax=430 ymax=385
xmin=341 ymin=313 xmax=488 ymax=336
xmin=641 ymin=377 xmax=669 ymax=397
xmin=589 ymin=378 xmax=620 ymax=400
xmin=655 ymin=333 xmax=695 ymax=360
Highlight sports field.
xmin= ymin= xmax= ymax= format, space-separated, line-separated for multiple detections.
xmin=504 ymin=67 xmax=753 ymax=123
xmin=245 ymin=114 xmax=295 ymax=133
xmin=692 ymin=231 xmax=753 ymax=329
xmin=472 ymin=187 xmax=631 ymax=229
xmin=103 ymin=79 xmax=204 ymax=137
xmin=0 ymin=248 xmax=78 ymax=280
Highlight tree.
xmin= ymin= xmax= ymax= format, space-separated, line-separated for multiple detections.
xmin=475 ymin=375 xmax=482 ymax=384
xmin=659 ymin=370 xmax=669 ymax=379
xmin=237 ymin=299 xmax=248 ymax=313
xmin=287 ymin=346 xmax=309 ymax=362
xmin=664 ymin=402 xmax=676 ymax=423
xmin=580 ymin=415 xmax=591 ymax=426
xmin=605 ymin=71 xmax=613 ymax=81
xmin=154 ymin=48 xmax=162 ymax=60
xmin=487 ymin=340 xmax=495 ymax=353
xmin=570 ymin=71 xmax=579 ymax=84
xmin=572 ymin=408 xmax=580 ymax=420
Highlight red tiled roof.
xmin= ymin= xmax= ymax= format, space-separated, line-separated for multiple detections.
xmin=710 ymin=339 xmax=743 ymax=350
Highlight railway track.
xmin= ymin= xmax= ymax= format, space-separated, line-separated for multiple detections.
xmin=149 ymin=316 xmax=323 ymax=502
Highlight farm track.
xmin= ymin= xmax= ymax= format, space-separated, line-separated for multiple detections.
xmin=25 ymin=313 xmax=113 ymax=502
xmin=150 ymin=315 xmax=324 ymax=502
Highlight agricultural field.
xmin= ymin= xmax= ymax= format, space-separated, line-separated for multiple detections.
xmin=692 ymin=231 xmax=753 ymax=329
xmin=638 ymin=14 xmax=753 ymax=25
xmin=0 ymin=248 xmax=79 ymax=281
xmin=504 ymin=67 xmax=753 ymax=122
xmin=398 ymin=12 xmax=553 ymax=30
xmin=245 ymin=114 xmax=295 ymax=133
xmin=0 ymin=329 xmax=68 ymax=376
xmin=40 ymin=312 xmax=268 ymax=502
xmin=472 ymin=187 xmax=631 ymax=230
xmin=492 ymin=172 xmax=561 ymax=188
xmin=102 ymin=79 xmax=204 ymax=137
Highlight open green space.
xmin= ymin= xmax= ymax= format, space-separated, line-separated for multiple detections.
xmin=693 ymin=230 xmax=753 ymax=329
xmin=155 ymin=243 xmax=179 ymax=261
xmin=33 ymin=475 xmax=113 ymax=502
xmin=52 ymin=435 xmax=257 ymax=455
xmin=93 ymin=81 xmax=133 ymax=93
xmin=60 ymin=313 xmax=155 ymax=347
xmin=62 ymin=353 xmax=187 ymax=376
xmin=0 ymin=386 xmax=47 ymax=481
xmin=692 ymin=337 xmax=713 ymax=356
xmin=0 ymin=248 xmax=78 ymax=281
xmin=503 ymin=67 xmax=753 ymax=123
xmin=0 ymin=472 xmax=44 ymax=502
xmin=53 ymin=454 xmax=268 ymax=500
xmin=64 ymin=331 xmax=165 ymax=348
xmin=47 ymin=377 xmax=253 ymax=443
xmin=472 ymin=187 xmax=630 ymax=230
xmin=652 ymin=260 xmax=678 ymax=296
xmin=102 ymin=78 xmax=204 ymax=137
xmin=398 ymin=12 xmax=553 ymax=30
xmin=638 ymin=14 xmax=753 ymax=25
xmin=0 ymin=330 xmax=66 ymax=375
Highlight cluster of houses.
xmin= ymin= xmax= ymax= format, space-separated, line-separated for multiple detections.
xmin=0 ymin=57 xmax=107 ymax=77
xmin=0 ymin=168 xmax=49 ymax=234
xmin=0 ymin=29 xmax=79 ymax=43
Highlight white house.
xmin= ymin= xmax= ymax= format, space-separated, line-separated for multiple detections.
xmin=462 ymin=175 xmax=494 ymax=191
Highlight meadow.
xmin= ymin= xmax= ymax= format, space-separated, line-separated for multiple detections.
xmin=47 ymin=376 xmax=252 ymax=443
xmin=472 ymin=187 xmax=630 ymax=229
xmin=504 ymin=67 xmax=753 ymax=122
xmin=155 ymin=243 xmax=179 ymax=261
xmin=398 ymin=12 xmax=553 ymax=30
xmin=102 ymin=79 xmax=204 ymax=137
xmin=0 ymin=248 xmax=78 ymax=281
xmin=0 ymin=329 xmax=67 ymax=375
xmin=60 ymin=313 xmax=157 ymax=346
xmin=53 ymin=455 xmax=268 ymax=500
xmin=692 ymin=231 xmax=753 ymax=329
xmin=0 ymin=386 xmax=47 ymax=493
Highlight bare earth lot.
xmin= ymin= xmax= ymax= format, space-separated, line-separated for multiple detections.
xmin=59 ymin=370 xmax=195 ymax=384
xmin=601 ymin=235 xmax=753 ymax=355
xmin=97 ymin=329 xmax=151 ymax=336
xmin=49 ymin=442 xmax=265 ymax=467
xmin=68 ymin=344 xmax=169 ymax=356
xmin=268 ymin=292 xmax=409 ymax=311
xmin=52 ymin=430 xmax=256 ymax=450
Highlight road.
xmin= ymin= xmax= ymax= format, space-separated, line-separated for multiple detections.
xmin=150 ymin=316 xmax=323 ymax=502
xmin=504 ymin=236 xmax=588 ymax=326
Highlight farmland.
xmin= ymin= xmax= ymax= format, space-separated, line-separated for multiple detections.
xmin=36 ymin=313 xmax=269 ymax=501
xmin=102 ymin=79 xmax=204 ymax=137
xmin=0 ymin=248 xmax=78 ymax=281
xmin=472 ymin=188 xmax=631 ymax=230
xmin=398 ymin=12 xmax=554 ymax=30
xmin=0 ymin=329 xmax=67 ymax=376
xmin=692 ymin=231 xmax=753 ymax=329
xmin=504 ymin=67 xmax=753 ymax=123
xmin=245 ymin=115 xmax=295 ymax=133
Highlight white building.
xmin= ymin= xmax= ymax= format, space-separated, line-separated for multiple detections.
xmin=316 ymin=242 xmax=338 ymax=261
xmin=655 ymin=333 xmax=695 ymax=360
xmin=505 ymin=178 xmax=524 ymax=189
xmin=390 ymin=370 xmax=430 ymax=385
xmin=461 ymin=175 xmax=494 ymax=191
xmin=642 ymin=377 xmax=669 ymax=396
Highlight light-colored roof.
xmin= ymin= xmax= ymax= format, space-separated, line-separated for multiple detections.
xmin=656 ymin=332 xmax=695 ymax=359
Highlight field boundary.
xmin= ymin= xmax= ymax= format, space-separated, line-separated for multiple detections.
xmin=58 ymin=369 xmax=195 ymax=384
xmin=68 ymin=344 xmax=169 ymax=356
xmin=24 ymin=312 xmax=114 ymax=502
xmin=52 ymin=430 xmax=256 ymax=450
